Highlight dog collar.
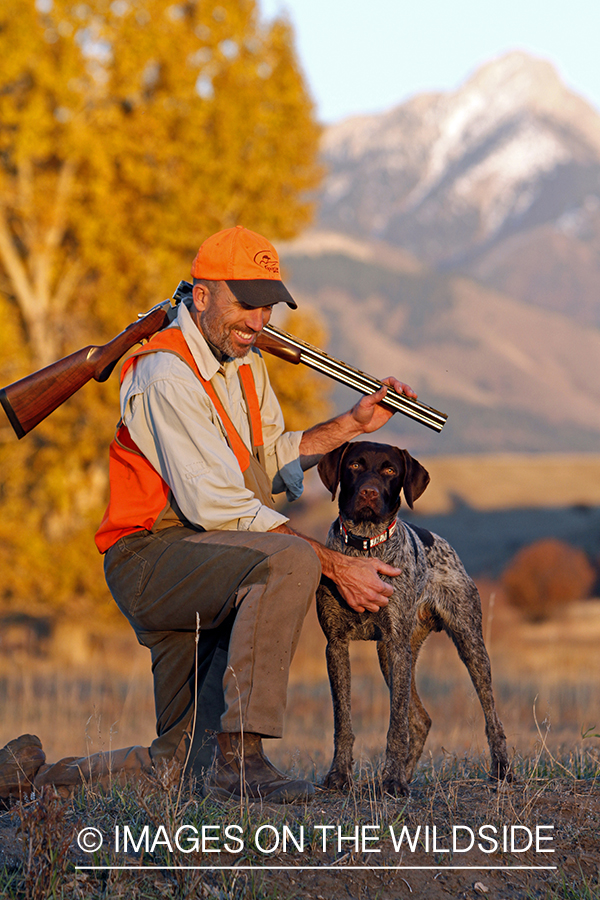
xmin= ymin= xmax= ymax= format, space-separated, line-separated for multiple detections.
xmin=338 ymin=516 xmax=397 ymax=551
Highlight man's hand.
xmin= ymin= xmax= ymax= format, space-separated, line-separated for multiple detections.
xmin=270 ymin=523 xmax=400 ymax=614
xmin=299 ymin=376 xmax=417 ymax=460
xmin=330 ymin=553 xmax=402 ymax=613
xmin=350 ymin=376 xmax=418 ymax=434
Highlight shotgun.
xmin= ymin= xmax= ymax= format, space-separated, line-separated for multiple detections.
xmin=0 ymin=280 xmax=447 ymax=439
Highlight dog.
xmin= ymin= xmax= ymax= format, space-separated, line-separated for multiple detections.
xmin=315 ymin=440 xmax=509 ymax=796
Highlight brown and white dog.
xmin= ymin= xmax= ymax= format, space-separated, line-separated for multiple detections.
xmin=316 ymin=441 xmax=509 ymax=796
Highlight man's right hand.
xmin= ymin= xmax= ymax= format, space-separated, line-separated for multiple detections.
xmin=329 ymin=553 xmax=401 ymax=613
xmin=269 ymin=522 xmax=401 ymax=614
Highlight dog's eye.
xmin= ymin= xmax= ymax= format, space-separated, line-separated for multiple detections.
xmin=348 ymin=461 xmax=361 ymax=470
xmin=382 ymin=466 xmax=397 ymax=475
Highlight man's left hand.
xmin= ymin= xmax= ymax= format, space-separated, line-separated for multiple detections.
xmin=350 ymin=377 xmax=417 ymax=433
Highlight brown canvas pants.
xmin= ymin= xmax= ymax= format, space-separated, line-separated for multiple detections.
xmin=34 ymin=526 xmax=321 ymax=793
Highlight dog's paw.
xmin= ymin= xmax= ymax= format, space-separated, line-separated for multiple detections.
xmin=381 ymin=776 xmax=410 ymax=798
xmin=322 ymin=769 xmax=353 ymax=791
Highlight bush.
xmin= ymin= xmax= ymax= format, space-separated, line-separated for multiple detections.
xmin=501 ymin=538 xmax=595 ymax=623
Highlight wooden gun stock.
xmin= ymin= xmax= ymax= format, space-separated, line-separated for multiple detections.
xmin=0 ymin=297 xmax=301 ymax=440
xmin=0 ymin=279 xmax=447 ymax=438
xmin=0 ymin=305 xmax=172 ymax=439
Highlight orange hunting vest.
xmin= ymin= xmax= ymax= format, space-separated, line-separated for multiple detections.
xmin=95 ymin=328 xmax=271 ymax=554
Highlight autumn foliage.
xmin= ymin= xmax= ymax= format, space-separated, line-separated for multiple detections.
xmin=501 ymin=538 xmax=595 ymax=623
xmin=0 ymin=0 xmax=323 ymax=614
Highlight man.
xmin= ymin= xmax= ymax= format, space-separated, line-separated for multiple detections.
xmin=0 ymin=226 xmax=416 ymax=804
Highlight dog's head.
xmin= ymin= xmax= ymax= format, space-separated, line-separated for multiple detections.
xmin=317 ymin=441 xmax=430 ymax=523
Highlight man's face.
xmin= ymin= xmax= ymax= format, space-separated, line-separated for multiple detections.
xmin=193 ymin=282 xmax=273 ymax=358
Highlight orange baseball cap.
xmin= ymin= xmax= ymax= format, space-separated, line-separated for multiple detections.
xmin=191 ymin=226 xmax=297 ymax=309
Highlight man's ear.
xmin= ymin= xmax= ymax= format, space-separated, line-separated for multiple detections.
xmin=399 ymin=449 xmax=430 ymax=509
xmin=317 ymin=442 xmax=351 ymax=500
xmin=192 ymin=282 xmax=210 ymax=314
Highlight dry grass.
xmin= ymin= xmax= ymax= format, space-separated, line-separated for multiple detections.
xmin=0 ymin=620 xmax=156 ymax=764
xmin=415 ymin=453 xmax=600 ymax=514
xmin=0 ymin=593 xmax=598 ymax=779
xmin=0 ymin=590 xmax=598 ymax=899
xmin=0 ymin=746 xmax=598 ymax=899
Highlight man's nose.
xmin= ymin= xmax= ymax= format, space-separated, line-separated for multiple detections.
xmin=245 ymin=306 xmax=271 ymax=331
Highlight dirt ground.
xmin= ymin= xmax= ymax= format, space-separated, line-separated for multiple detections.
xmin=0 ymin=770 xmax=598 ymax=899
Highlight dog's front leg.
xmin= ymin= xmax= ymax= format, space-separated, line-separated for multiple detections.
xmin=381 ymin=638 xmax=412 ymax=797
xmin=323 ymin=638 xmax=355 ymax=790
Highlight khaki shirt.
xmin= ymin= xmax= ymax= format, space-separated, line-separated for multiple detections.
xmin=121 ymin=303 xmax=303 ymax=533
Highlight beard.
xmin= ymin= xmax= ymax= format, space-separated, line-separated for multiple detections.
xmin=200 ymin=305 xmax=252 ymax=359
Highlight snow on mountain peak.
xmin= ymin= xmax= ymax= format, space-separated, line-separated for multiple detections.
xmin=318 ymin=51 xmax=600 ymax=257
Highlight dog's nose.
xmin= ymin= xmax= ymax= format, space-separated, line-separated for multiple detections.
xmin=359 ymin=487 xmax=380 ymax=502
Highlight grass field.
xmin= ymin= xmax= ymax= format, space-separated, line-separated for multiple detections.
xmin=1 ymin=592 xmax=598 ymax=770
xmin=0 ymin=454 xmax=599 ymax=897
xmin=0 ymin=593 xmax=598 ymax=898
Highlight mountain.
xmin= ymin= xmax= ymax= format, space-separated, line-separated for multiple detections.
xmin=273 ymin=52 xmax=600 ymax=454
xmin=317 ymin=51 xmax=600 ymax=326
xmin=277 ymin=235 xmax=600 ymax=455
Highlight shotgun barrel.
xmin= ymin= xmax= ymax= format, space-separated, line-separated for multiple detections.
xmin=260 ymin=323 xmax=447 ymax=433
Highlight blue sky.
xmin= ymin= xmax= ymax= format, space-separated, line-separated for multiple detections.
xmin=261 ymin=0 xmax=600 ymax=123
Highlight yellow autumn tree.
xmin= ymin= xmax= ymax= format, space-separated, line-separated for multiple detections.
xmin=0 ymin=0 xmax=323 ymax=615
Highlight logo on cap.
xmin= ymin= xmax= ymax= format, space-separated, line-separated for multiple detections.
xmin=254 ymin=251 xmax=280 ymax=275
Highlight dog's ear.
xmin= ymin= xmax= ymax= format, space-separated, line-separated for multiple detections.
xmin=398 ymin=449 xmax=430 ymax=509
xmin=317 ymin=442 xmax=351 ymax=500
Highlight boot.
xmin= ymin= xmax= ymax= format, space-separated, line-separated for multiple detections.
xmin=203 ymin=732 xmax=314 ymax=804
xmin=0 ymin=734 xmax=46 ymax=800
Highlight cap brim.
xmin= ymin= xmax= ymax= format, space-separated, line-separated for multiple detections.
xmin=226 ymin=279 xmax=297 ymax=309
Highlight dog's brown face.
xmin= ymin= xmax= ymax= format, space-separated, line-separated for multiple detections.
xmin=317 ymin=441 xmax=430 ymax=524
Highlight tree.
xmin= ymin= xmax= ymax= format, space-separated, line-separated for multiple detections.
xmin=0 ymin=0 xmax=321 ymax=367
xmin=0 ymin=0 xmax=322 ymax=614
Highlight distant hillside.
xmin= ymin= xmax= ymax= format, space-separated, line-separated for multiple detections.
xmin=317 ymin=51 xmax=600 ymax=327
xmin=277 ymin=241 xmax=600 ymax=454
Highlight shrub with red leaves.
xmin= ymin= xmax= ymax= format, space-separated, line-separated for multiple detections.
xmin=501 ymin=538 xmax=595 ymax=623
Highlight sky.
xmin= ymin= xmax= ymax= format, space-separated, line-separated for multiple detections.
xmin=260 ymin=0 xmax=600 ymax=124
